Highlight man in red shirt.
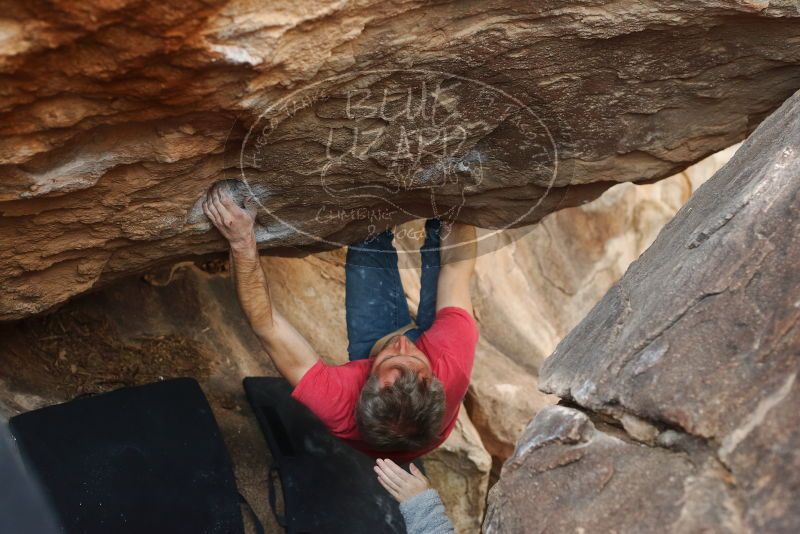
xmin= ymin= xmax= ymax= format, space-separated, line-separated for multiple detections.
xmin=203 ymin=183 xmax=478 ymax=462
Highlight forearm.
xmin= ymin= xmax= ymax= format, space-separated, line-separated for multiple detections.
xmin=436 ymin=223 xmax=476 ymax=313
xmin=203 ymin=183 xmax=318 ymax=385
xmin=440 ymin=223 xmax=476 ymax=271
xmin=228 ymin=234 xmax=319 ymax=384
xmin=229 ymin=234 xmax=275 ymax=338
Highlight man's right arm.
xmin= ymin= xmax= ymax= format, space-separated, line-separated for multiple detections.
xmin=204 ymin=184 xmax=319 ymax=386
xmin=435 ymin=223 xmax=477 ymax=315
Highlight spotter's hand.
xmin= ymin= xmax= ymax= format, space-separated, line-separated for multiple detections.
xmin=374 ymin=458 xmax=430 ymax=503
xmin=202 ymin=183 xmax=257 ymax=248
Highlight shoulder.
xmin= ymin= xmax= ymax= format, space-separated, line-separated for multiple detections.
xmin=436 ymin=307 xmax=478 ymax=332
xmin=291 ymin=359 xmax=371 ymax=435
xmin=417 ymin=307 xmax=478 ymax=395
xmin=420 ymin=307 xmax=479 ymax=352
xmin=293 ymin=359 xmax=371 ymax=395
xmin=292 ymin=360 xmax=370 ymax=420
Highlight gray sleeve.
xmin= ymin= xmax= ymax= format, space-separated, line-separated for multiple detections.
xmin=399 ymin=489 xmax=455 ymax=534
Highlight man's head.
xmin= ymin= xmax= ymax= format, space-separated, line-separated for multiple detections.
xmin=356 ymin=335 xmax=445 ymax=451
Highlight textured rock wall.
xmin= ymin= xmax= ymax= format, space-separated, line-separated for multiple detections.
xmin=2 ymin=0 xmax=800 ymax=320
xmin=0 ymin=143 xmax=735 ymax=532
xmin=0 ymin=250 xmax=493 ymax=534
xmin=487 ymin=91 xmax=800 ymax=533
xmin=469 ymin=145 xmax=738 ymax=374
xmin=0 ymin=147 xmax=735 ymax=532
xmin=397 ymin=145 xmax=736 ymax=476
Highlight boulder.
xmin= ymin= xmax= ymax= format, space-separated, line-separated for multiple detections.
xmin=465 ymin=340 xmax=556 ymax=474
xmin=423 ymin=409 xmax=492 ymax=534
xmin=485 ymin=406 xmax=744 ymax=533
xmin=490 ymin=90 xmax=800 ymax=531
xmin=3 ymin=0 xmax=800 ymax=319
xmin=396 ymin=148 xmax=735 ymax=474
xmin=469 ymin=146 xmax=738 ymax=373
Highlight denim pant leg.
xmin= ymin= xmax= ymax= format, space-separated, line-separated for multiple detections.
xmin=346 ymin=231 xmax=412 ymax=360
xmin=406 ymin=219 xmax=441 ymax=343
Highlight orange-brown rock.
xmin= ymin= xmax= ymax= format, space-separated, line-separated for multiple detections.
xmin=0 ymin=144 xmax=741 ymax=531
xmin=424 ymin=409 xmax=492 ymax=534
xmin=395 ymin=146 xmax=736 ymax=476
xmin=2 ymin=0 xmax=800 ymax=320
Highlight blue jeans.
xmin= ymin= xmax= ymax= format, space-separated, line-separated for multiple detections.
xmin=345 ymin=220 xmax=441 ymax=361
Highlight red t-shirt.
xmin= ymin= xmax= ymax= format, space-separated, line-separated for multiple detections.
xmin=291 ymin=306 xmax=479 ymax=463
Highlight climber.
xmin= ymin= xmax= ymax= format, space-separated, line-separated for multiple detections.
xmin=202 ymin=182 xmax=478 ymax=462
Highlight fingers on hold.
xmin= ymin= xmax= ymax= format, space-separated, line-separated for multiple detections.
xmin=220 ymin=192 xmax=237 ymax=208
xmin=210 ymin=191 xmax=222 ymax=209
xmin=211 ymin=197 xmax=232 ymax=223
xmin=245 ymin=196 xmax=258 ymax=216
xmin=208 ymin=200 xmax=222 ymax=223
xmin=214 ymin=186 xmax=228 ymax=205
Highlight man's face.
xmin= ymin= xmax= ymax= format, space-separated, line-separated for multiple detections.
xmin=370 ymin=335 xmax=432 ymax=387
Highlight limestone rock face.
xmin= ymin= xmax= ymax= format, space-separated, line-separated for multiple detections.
xmin=1 ymin=143 xmax=741 ymax=531
xmin=485 ymin=406 xmax=744 ymax=534
xmin=2 ymin=0 xmax=800 ymax=320
xmin=488 ymin=91 xmax=800 ymax=532
xmin=469 ymin=146 xmax=737 ymax=374
xmin=423 ymin=409 xmax=492 ymax=534
xmin=465 ymin=340 xmax=556 ymax=470
xmin=395 ymin=147 xmax=735 ymax=475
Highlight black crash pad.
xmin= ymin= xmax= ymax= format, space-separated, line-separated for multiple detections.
xmin=0 ymin=422 xmax=59 ymax=534
xmin=10 ymin=378 xmax=244 ymax=534
xmin=243 ymin=377 xmax=407 ymax=534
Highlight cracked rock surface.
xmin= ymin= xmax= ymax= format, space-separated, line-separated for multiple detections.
xmin=487 ymin=90 xmax=800 ymax=532
xmin=485 ymin=406 xmax=745 ymax=533
xmin=1 ymin=155 xmax=732 ymax=532
xmin=2 ymin=0 xmax=800 ymax=320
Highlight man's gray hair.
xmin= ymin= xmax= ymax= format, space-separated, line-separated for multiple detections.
xmin=356 ymin=367 xmax=446 ymax=451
